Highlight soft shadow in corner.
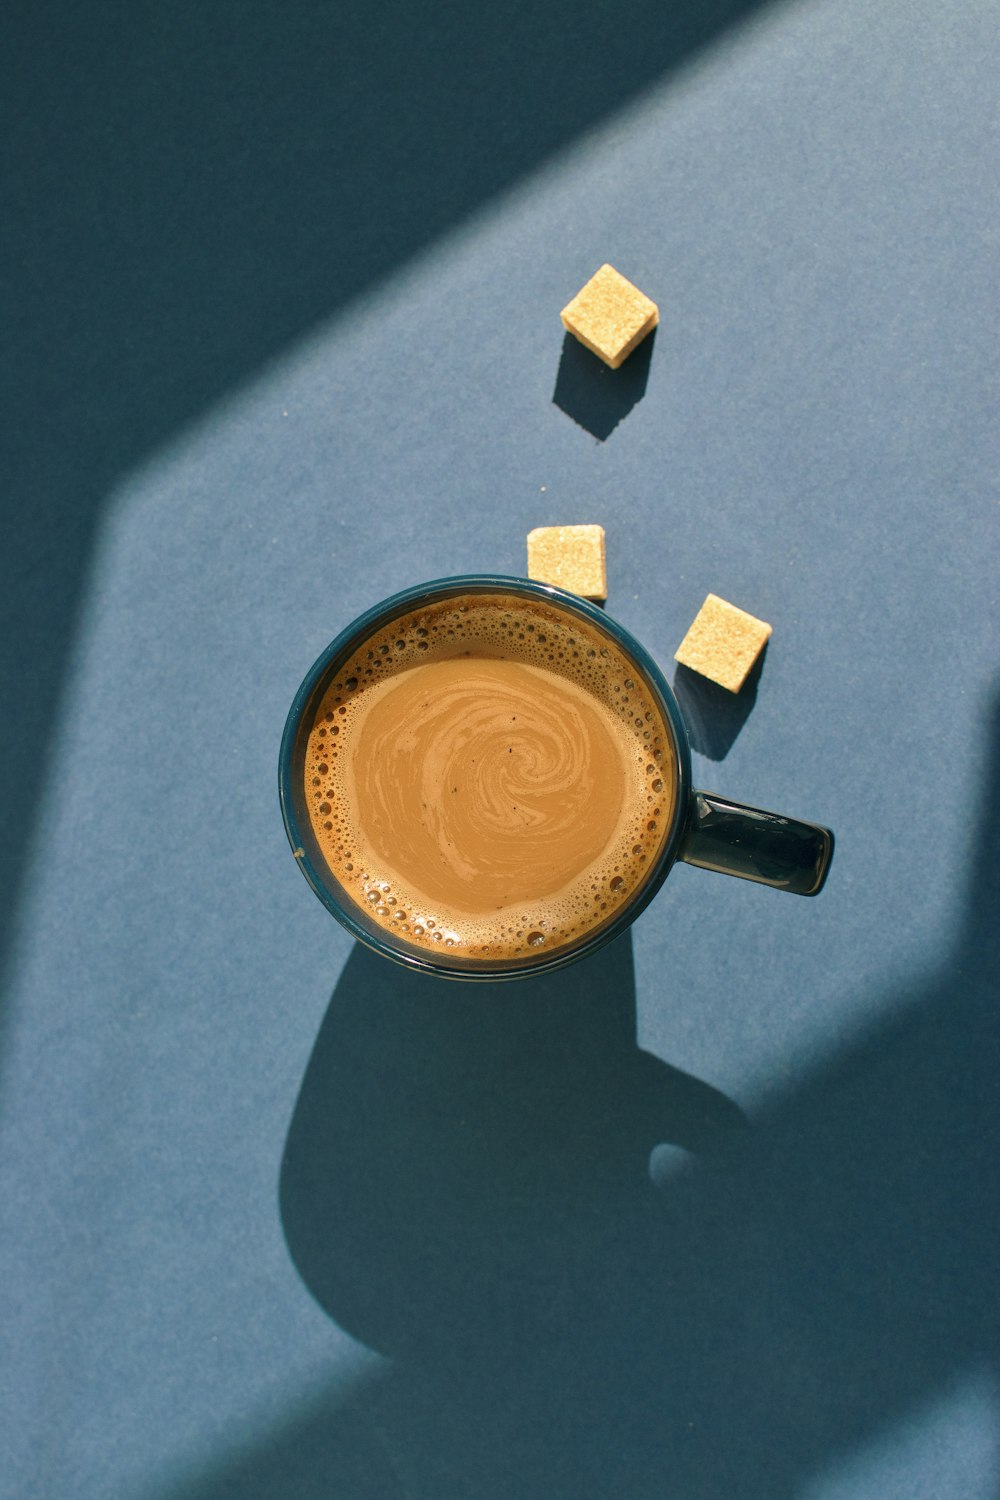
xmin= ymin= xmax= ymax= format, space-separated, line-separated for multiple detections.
xmin=552 ymin=329 xmax=656 ymax=440
xmin=280 ymin=930 xmax=746 ymax=1362
xmin=673 ymin=648 xmax=766 ymax=761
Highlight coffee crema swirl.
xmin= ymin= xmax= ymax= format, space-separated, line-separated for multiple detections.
xmin=304 ymin=593 xmax=676 ymax=963
xmin=352 ymin=657 xmax=628 ymax=911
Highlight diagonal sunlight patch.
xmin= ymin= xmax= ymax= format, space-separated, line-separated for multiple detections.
xmin=801 ymin=1370 xmax=1000 ymax=1500
xmin=4 ymin=4 xmax=997 ymax=1498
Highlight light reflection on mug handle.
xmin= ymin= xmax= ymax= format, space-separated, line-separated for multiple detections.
xmin=680 ymin=792 xmax=834 ymax=897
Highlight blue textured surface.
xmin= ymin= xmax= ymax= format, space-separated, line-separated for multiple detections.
xmin=2 ymin=1 xmax=997 ymax=1497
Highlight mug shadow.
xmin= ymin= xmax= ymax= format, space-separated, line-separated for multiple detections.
xmin=272 ymin=691 xmax=999 ymax=1498
xmin=280 ymin=931 xmax=747 ymax=1362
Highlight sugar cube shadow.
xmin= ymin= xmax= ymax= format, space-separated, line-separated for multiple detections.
xmin=552 ymin=328 xmax=656 ymax=440
xmin=673 ymin=647 xmax=766 ymax=760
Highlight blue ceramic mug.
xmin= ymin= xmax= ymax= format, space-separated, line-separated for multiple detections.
xmin=279 ymin=576 xmax=833 ymax=981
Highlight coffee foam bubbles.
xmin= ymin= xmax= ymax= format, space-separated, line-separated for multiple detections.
xmin=304 ymin=593 xmax=676 ymax=964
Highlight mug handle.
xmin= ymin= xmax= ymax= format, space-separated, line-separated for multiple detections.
xmin=679 ymin=791 xmax=834 ymax=896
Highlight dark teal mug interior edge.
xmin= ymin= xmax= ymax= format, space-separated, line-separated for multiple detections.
xmin=278 ymin=575 xmax=693 ymax=982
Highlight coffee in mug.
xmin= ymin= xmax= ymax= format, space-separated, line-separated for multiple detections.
xmin=302 ymin=591 xmax=675 ymax=962
xmin=280 ymin=577 xmax=833 ymax=980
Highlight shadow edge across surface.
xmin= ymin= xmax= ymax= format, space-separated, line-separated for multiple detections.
xmin=0 ymin=0 xmax=783 ymax=1009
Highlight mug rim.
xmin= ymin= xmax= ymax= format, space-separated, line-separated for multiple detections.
xmin=279 ymin=574 xmax=693 ymax=981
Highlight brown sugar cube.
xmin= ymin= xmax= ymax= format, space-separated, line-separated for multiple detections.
xmin=527 ymin=524 xmax=607 ymax=601
xmin=674 ymin=593 xmax=772 ymax=693
xmin=560 ymin=264 xmax=659 ymax=369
